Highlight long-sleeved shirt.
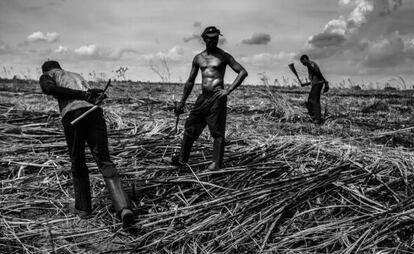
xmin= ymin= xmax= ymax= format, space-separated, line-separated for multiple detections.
xmin=39 ymin=68 xmax=93 ymax=117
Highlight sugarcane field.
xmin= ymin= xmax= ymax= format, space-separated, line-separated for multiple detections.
xmin=1 ymin=76 xmax=414 ymax=253
xmin=2 ymin=0 xmax=414 ymax=253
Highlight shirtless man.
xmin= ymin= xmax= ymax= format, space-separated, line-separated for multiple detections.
xmin=173 ymin=26 xmax=248 ymax=170
xmin=300 ymin=55 xmax=329 ymax=124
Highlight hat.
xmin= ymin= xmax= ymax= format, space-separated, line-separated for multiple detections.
xmin=202 ymin=26 xmax=223 ymax=38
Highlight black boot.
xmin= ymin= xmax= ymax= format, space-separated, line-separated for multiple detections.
xmin=104 ymin=176 xmax=134 ymax=228
xmin=72 ymin=176 xmax=92 ymax=218
xmin=208 ymin=137 xmax=225 ymax=170
xmin=172 ymin=133 xmax=194 ymax=166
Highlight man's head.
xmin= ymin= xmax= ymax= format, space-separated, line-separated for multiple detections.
xmin=41 ymin=60 xmax=62 ymax=73
xmin=202 ymin=26 xmax=222 ymax=50
xmin=300 ymin=54 xmax=310 ymax=66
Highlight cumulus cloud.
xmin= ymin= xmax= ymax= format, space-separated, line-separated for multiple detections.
xmin=26 ymin=31 xmax=60 ymax=43
xmin=74 ymin=44 xmax=98 ymax=56
xmin=73 ymin=44 xmax=140 ymax=60
xmin=308 ymin=32 xmax=347 ymax=48
xmin=242 ymin=33 xmax=271 ymax=45
xmin=362 ymin=32 xmax=406 ymax=68
xmin=55 ymin=45 xmax=68 ymax=53
xmin=302 ymin=0 xmax=414 ymax=71
xmin=241 ymin=51 xmax=295 ymax=66
xmin=153 ymin=46 xmax=184 ymax=61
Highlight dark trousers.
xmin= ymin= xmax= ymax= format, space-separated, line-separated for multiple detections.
xmin=306 ymin=83 xmax=323 ymax=122
xmin=61 ymin=107 xmax=117 ymax=211
xmin=185 ymin=93 xmax=227 ymax=141
xmin=179 ymin=92 xmax=227 ymax=164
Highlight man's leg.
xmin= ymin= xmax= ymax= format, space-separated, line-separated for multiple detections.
xmin=206 ymin=95 xmax=227 ymax=170
xmin=62 ymin=110 xmax=92 ymax=217
xmin=308 ymin=83 xmax=323 ymax=123
xmin=173 ymin=96 xmax=207 ymax=165
xmin=85 ymin=108 xmax=133 ymax=227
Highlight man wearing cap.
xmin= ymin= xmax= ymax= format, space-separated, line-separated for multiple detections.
xmin=173 ymin=26 xmax=248 ymax=170
xmin=300 ymin=54 xmax=329 ymax=124
xmin=38 ymin=60 xmax=134 ymax=228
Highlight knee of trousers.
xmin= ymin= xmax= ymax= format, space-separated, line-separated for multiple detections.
xmin=183 ymin=126 xmax=199 ymax=140
xmin=100 ymin=162 xmax=118 ymax=178
xmin=211 ymin=131 xmax=225 ymax=139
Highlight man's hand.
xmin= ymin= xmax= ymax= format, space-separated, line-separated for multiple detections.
xmin=323 ymin=81 xmax=330 ymax=93
xmin=218 ymin=89 xmax=230 ymax=98
xmin=85 ymin=89 xmax=107 ymax=105
xmin=175 ymin=101 xmax=185 ymax=116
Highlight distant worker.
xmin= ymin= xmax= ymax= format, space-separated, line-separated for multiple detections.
xmin=300 ymin=55 xmax=329 ymax=124
xmin=173 ymin=26 xmax=248 ymax=170
xmin=39 ymin=61 xmax=134 ymax=228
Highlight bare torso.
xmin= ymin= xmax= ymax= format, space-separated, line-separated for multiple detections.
xmin=195 ymin=49 xmax=228 ymax=94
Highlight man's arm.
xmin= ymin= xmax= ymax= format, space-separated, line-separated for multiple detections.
xmin=225 ymin=53 xmax=248 ymax=95
xmin=39 ymin=75 xmax=88 ymax=100
xmin=176 ymin=57 xmax=199 ymax=115
xmin=180 ymin=57 xmax=199 ymax=104
xmin=39 ymin=75 xmax=106 ymax=102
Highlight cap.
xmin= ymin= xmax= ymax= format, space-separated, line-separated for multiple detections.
xmin=201 ymin=26 xmax=223 ymax=38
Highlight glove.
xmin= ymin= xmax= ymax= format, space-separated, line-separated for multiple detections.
xmin=174 ymin=102 xmax=185 ymax=116
xmin=323 ymin=81 xmax=330 ymax=93
xmin=301 ymin=82 xmax=311 ymax=87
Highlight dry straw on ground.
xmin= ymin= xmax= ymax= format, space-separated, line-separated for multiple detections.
xmin=1 ymin=89 xmax=414 ymax=253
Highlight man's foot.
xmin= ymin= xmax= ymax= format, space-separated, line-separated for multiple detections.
xmin=207 ymin=162 xmax=220 ymax=171
xmin=171 ymin=155 xmax=186 ymax=166
xmin=121 ymin=208 xmax=134 ymax=228
xmin=71 ymin=205 xmax=92 ymax=219
xmin=313 ymin=119 xmax=324 ymax=125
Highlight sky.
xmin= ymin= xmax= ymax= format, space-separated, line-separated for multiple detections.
xmin=0 ymin=0 xmax=414 ymax=87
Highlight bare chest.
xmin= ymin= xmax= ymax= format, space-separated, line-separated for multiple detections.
xmin=198 ymin=55 xmax=226 ymax=71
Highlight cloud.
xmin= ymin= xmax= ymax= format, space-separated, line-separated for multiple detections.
xmin=55 ymin=45 xmax=68 ymax=53
xmin=362 ymin=32 xmax=406 ymax=68
xmin=0 ymin=40 xmax=12 ymax=54
xmin=154 ymin=45 xmax=184 ymax=61
xmin=308 ymin=32 xmax=347 ymax=48
xmin=301 ymin=0 xmax=414 ymax=71
xmin=74 ymin=44 xmax=98 ymax=56
xmin=26 ymin=31 xmax=60 ymax=43
xmin=183 ymin=34 xmax=201 ymax=44
xmin=193 ymin=21 xmax=201 ymax=28
xmin=407 ymin=39 xmax=414 ymax=60
xmin=73 ymin=44 xmax=140 ymax=60
xmin=242 ymin=33 xmax=271 ymax=45
xmin=241 ymin=51 xmax=295 ymax=67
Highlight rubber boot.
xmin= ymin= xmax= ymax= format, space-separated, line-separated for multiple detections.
xmin=104 ymin=176 xmax=134 ymax=228
xmin=207 ymin=137 xmax=225 ymax=171
xmin=72 ymin=176 xmax=92 ymax=218
xmin=172 ymin=133 xmax=194 ymax=166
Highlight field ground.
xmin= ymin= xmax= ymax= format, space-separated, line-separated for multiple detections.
xmin=1 ymin=80 xmax=414 ymax=253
